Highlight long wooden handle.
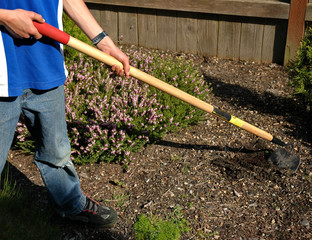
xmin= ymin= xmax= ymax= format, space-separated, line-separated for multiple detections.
xmin=34 ymin=22 xmax=286 ymax=146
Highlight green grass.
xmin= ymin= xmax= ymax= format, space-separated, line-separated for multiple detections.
xmin=0 ymin=167 xmax=61 ymax=240
xmin=133 ymin=206 xmax=190 ymax=240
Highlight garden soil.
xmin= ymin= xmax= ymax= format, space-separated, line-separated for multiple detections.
xmin=6 ymin=52 xmax=312 ymax=240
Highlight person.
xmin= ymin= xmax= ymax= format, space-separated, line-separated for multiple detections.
xmin=0 ymin=0 xmax=130 ymax=229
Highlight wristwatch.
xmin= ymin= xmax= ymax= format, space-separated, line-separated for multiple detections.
xmin=92 ymin=31 xmax=108 ymax=45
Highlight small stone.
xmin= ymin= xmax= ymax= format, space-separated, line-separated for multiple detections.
xmin=233 ymin=189 xmax=242 ymax=197
xmin=301 ymin=219 xmax=309 ymax=227
xmin=79 ymin=172 xmax=89 ymax=179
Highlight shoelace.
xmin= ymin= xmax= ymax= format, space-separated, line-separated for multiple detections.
xmin=84 ymin=197 xmax=99 ymax=213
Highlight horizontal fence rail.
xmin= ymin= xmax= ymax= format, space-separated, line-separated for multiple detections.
xmin=84 ymin=0 xmax=312 ymax=64
xmin=85 ymin=0 xmax=292 ymax=19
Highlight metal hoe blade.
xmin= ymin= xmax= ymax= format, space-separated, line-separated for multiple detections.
xmin=268 ymin=148 xmax=300 ymax=171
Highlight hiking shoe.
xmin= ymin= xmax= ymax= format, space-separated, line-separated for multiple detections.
xmin=68 ymin=195 xmax=117 ymax=229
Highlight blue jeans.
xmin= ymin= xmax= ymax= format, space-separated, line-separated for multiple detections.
xmin=0 ymin=85 xmax=85 ymax=216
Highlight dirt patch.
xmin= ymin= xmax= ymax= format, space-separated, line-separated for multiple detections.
xmin=6 ymin=55 xmax=312 ymax=240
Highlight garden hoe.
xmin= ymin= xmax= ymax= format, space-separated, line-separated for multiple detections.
xmin=33 ymin=22 xmax=301 ymax=172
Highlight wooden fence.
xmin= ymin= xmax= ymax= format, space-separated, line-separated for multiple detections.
xmin=84 ymin=0 xmax=312 ymax=64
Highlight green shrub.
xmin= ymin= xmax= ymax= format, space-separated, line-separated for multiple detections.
xmin=133 ymin=208 xmax=190 ymax=240
xmin=15 ymin=48 xmax=210 ymax=169
xmin=64 ymin=49 xmax=210 ymax=168
xmin=288 ymin=26 xmax=312 ymax=111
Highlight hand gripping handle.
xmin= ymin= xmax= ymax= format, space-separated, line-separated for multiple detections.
xmin=33 ymin=21 xmax=70 ymax=45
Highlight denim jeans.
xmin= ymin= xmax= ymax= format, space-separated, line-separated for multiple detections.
xmin=0 ymin=85 xmax=85 ymax=216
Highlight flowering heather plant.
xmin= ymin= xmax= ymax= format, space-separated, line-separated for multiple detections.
xmin=14 ymin=47 xmax=211 ymax=169
xmin=129 ymin=49 xmax=211 ymax=129
xmin=64 ymin=55 xmax=165 ymax=167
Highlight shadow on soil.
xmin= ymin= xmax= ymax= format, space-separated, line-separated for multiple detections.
xmin=3 ymin=162 xmax=44 ymax=196
xmin=204 ymin=75 xmax=312 ymax=145
xmin=156 ymin=139 xmax=269 ymax=154
xmin=1 ymin=162 xmax=126 ymax=240
xmin=156 ymin=140 xmax=276 ymax=175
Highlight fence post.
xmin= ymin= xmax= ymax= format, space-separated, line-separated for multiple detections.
xmin=284 ymin=0 xmax=308 ymax=65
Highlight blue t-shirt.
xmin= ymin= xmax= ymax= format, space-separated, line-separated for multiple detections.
xmin=0 ymin=0 xmax=66 ymax=97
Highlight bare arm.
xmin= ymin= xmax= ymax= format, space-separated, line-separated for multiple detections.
xmin=63 ymin=0 xmax=130 ymax=78
xmin=0 ymin=9 xmax=45 ymax=39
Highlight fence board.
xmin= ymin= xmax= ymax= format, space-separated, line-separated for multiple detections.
xmin=305 ymin=3 xmax=312 ymax=20
xmin=177 ymin=12 xmax=198 ymax=53
xmin=240 ymin=20 xmax=264 ymax=62
xmin=218 ymin=16 xmax=241 ymax=60
xmin=197 ymin=14 xmax=218 ymax=57
xmin=118 ymin=9 xmax=138 ymax=46
xmin=138 ymin=9 xmax=157 ymax=49
xmin=88 ymin=4 xmax=101 ymax=23
xmin=261 ymin=21 xmax=276 ymax=63
xmin=100 ymin=5 xmax=118 ymax=42
xmin=84 ymin=0 xmax=290 ymax=19
xmin=284 ymin=0 xmax=308 ymax=64
xmin=156 ymin=10 xmax=177 ymax=51
xmin=274 ymin=19 xmax=288 ymax=64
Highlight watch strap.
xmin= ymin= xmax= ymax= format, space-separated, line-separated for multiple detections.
xmin=92 ymin=31 xmax=108 ymax=45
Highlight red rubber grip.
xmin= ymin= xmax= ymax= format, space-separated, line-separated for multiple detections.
xmin=33 ymin=22 xmax=70 ymax=45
